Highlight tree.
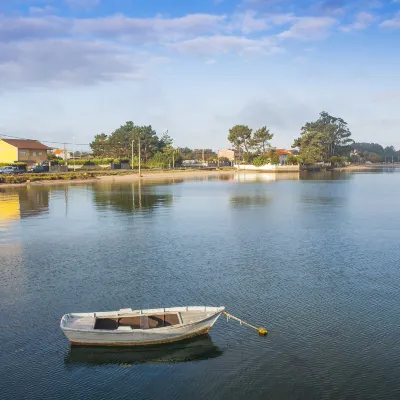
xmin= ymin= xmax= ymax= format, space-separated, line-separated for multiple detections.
xmin=90 ymin=133 xmax=109 ymax=157
xmin=250 ymin=126 xmax=274 ymax=153
xmin=293 ymin=111 xmax=353 ymax=164
xmin=317 ymin=111 xmax=353 ymax=157
xmin=90 ymin=122 xmax=160 ymax=161
xmin=293 ymin=132 xmax=327 ymax=164
xmin=228 ymin=125 xmax=252 ymax=157
xmin=159 ymin=131 xmax=173 ymax=150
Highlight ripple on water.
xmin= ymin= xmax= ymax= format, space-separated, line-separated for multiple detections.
xmin=1 ymin=173 xmax=400 ymax=399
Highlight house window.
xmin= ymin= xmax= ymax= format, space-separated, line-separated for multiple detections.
xmin=20 ymin=151 xmax=26 ymax=156
xmin=32 ymin=151 xmax=36 ymax=156
xmin=38 ymin=152 xmax=43 ymax=156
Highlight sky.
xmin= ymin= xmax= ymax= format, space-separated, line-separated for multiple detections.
xmin=0 ymin=0 xmax=400 ymax=151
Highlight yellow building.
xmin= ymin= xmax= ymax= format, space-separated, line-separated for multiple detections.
xmin=0 ymin=138 xmax=51 ymax=166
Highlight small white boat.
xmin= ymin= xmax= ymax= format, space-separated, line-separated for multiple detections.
xmin=61 ymin=306 xmax=225 ymax=346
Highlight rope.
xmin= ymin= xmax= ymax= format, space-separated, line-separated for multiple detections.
xmin=222 ymin=311 xmax=268 ymax=336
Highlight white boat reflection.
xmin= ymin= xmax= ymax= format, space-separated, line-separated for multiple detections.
xmin=64 ymin=335 xmax=222 ymax=366
xmin=234 ymin=172 xmax=299 ymax=183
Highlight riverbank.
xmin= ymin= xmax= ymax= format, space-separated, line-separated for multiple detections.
xmin=0 ymin=169 xmax=235 ymax=188
xmin=336 ymin=164 xmax=400 ymax=171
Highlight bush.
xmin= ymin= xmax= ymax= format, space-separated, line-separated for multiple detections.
xmin=252 ymin=155 xmax=270 ymax=167
xmin=330 ymin=156 xmax=347 ymax=166
xmin=287 ymin=154 xmax=298 ymax=165
xmin=147 ymin=152 xmax=169 ymax=168
xmin=270 ymin=155 xmax=280 ymax=165
xmin=243 ymin=153 xmax=255 ymax=164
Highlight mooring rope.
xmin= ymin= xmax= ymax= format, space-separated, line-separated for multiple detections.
xmin=222 ymin=311 xmax=268 ymax=336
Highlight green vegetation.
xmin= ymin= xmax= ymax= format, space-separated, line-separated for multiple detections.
xmin=252 ymin=155 xmax=270 ymax=167
xmin=0 ymin=171 xmax=139 ymax=185
xmin=293 ymin=111 xmax=353 ymax=165
xmin=351 ymin=143 xmax=399 ymax=163
xmin=228 ymin=125 xmax=274 ymax=160
xmin=286 ymin=155 xmax=298 ymax=165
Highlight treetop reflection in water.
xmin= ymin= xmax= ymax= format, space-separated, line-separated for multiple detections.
xmin=92 ymin=182 xmax=174 ymax=213
xmin=64 ymin=335 xmax=222 ymax=367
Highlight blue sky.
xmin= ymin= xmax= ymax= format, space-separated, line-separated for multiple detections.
xmin=1 ymin=0 xmax=400 ymax=151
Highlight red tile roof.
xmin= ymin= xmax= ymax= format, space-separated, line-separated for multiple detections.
xmin=53 ymin=149 xmax=63 ymax=155
xmin=276 ymin=149 xmax=292 ymax=156
xmin=1 ymin=138 xmax=51 ymax=150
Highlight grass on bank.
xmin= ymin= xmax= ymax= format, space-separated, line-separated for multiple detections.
xmin=0 ymin=170 xmax=137 ymax=184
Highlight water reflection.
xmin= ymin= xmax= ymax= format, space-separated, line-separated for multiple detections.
xmin=234 ymin=172 xmax=299 ymax=183
xmin=299 ymin=170 xmax=351 ymax=180
xmin=0 ymin=187 xmax=49 ymax=231
xmin=92 ymin=182 xmax=173 ymax=214
xmin=230 ymin=195 xmax=271 ymax=208
xmin=64 ymin=335 xmax=222 ymax=367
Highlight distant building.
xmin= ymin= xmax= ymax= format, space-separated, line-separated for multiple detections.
xmin=275 ymin=149 xmax=292 ymax=164
xmin=217 ymin=149 xmax=239 ymax=162
xmin=53 ymin=149 xmax=71 ymax=160
xmin=0 ymin=138 xmax=51 ymax=166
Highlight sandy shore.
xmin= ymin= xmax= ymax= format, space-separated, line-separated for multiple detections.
xmin=0 ymin=169 xmax=236 ymax=188
xmin=336 ymin=164 xmax=400 ymax=171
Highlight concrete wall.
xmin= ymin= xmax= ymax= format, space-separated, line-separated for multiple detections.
xmin=67 ymin=164 xmax=110 ymax=170
xmin=236 ymin=164 xmax=300 ymax=172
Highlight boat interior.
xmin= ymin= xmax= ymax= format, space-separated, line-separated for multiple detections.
xmin=94 ymin=313 xmax=180 ymax=330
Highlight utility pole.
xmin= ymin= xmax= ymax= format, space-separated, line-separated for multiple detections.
xmin=131 ymin=140 xmax=134 ymax=169
xmin=138 ymin=137 xmax=141 ymax=177
xmin=172 ymin=149 xmax=175 ymax=169
xmin=72 ymin=136 xmax=76 ymax=171
xmin=64 ymin=143 xmax=68 ymax=170
xmin=202 ymin=149 xmax=205 ymax=165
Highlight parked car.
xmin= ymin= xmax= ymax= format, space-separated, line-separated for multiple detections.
xmin=0 ymin=166 xmax=23 ymax=174
xmin=28 ymin=165 xmax=49 ymax=173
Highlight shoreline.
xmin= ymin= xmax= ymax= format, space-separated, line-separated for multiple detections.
xmin=335 ymin=164 xmax=400 ymax=171
xmin=1 ymin=164 xmax=399 ymax=188
xmin=0 ymin=169 xmax=236 ymax=188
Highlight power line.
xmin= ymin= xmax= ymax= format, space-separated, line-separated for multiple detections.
xmin=0 ymin=133 xmax=90 ymax=146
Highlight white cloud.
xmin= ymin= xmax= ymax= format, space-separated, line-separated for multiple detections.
xmin=205 ymin=59 xmax=217 ymax=65
xmin=29 ymin=6 xmax=56 ymax=16
xmin=381 ymin=12 xmax=400 ymax=28
xmin=73 ymin=13 xmax=227 ymax=43
xmin=0 ymin=15 xmax=71 ymax=42
xmin=340 ymin=12 xmax=376 ymax=32
xmin=278 ymin=17 xmax=337 ymax=40
xmin=0 ymin=39 xmax=147 ymax=88
xmin=169 ymin=35 xmax=282 ymax=56
xmin=231 ymin=10 xmax=270 ymax=33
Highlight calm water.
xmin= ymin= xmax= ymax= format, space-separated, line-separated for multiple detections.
xmin=1 ymin=171 xmax=400 ymax=400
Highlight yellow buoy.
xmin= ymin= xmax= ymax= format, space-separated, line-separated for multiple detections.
xmin=258 ymin=327 xmax=268 ymax=336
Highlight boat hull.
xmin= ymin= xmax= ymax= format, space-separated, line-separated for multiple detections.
xmin=63 ymin=312 xmax=222 ymax=346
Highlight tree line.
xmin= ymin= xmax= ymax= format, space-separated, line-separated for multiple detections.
xmin=87 ymin=115 xmax=398 ymax=168
xmin=227 ymin=111 xmax=399 ymax=165
xmin=88 ymin=121 xmax=221 ymax=167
